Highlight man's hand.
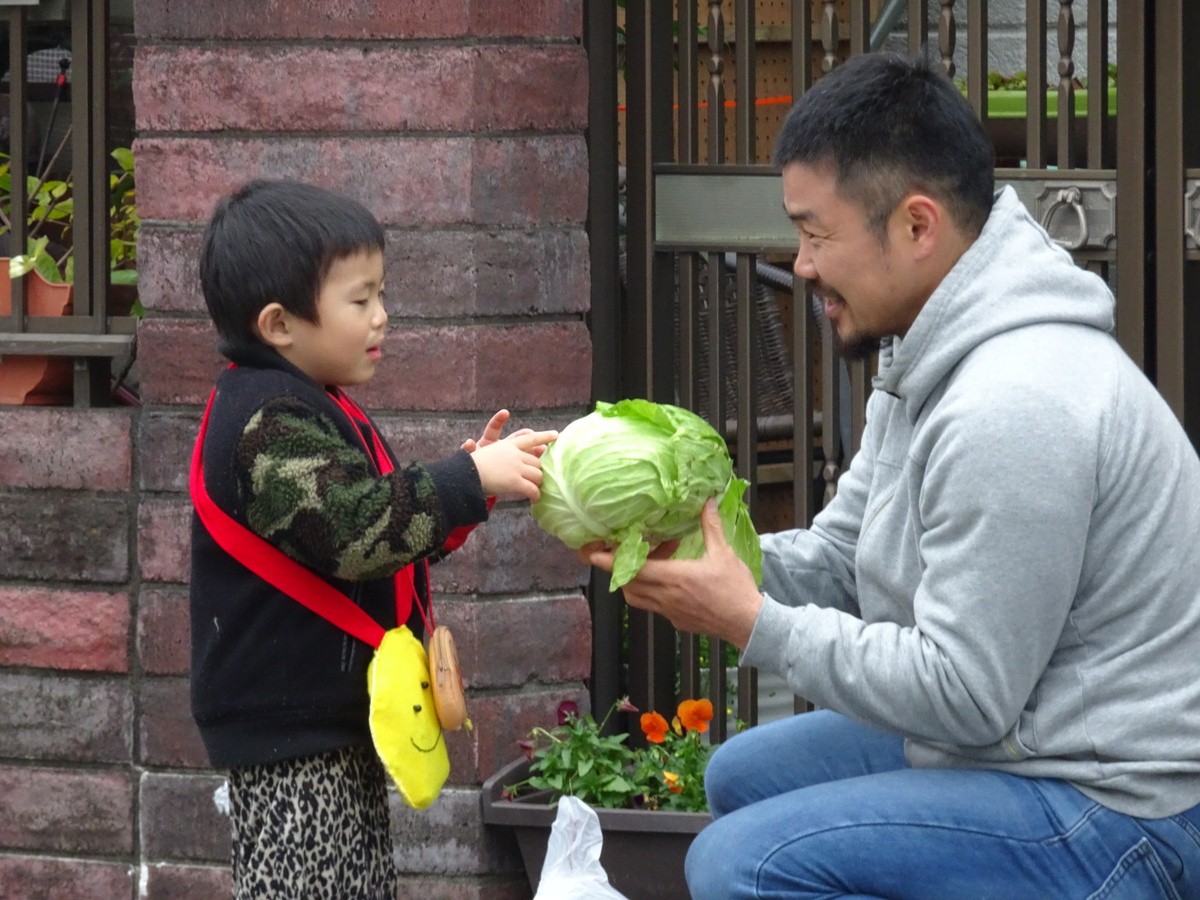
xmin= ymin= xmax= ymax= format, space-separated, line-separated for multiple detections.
xmin=580 ymin=499 xmax=763 ymax=649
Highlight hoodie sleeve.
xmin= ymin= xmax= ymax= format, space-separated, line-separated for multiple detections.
xmin=742 ymin=391 xmax=888 ymax=665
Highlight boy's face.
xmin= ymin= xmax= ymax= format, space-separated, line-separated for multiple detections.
xmin=283 ymin=249 xmax=387 ymax=387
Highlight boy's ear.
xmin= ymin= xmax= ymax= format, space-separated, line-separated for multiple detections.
xmin=255 ymin=302 xmax=293 ymax=349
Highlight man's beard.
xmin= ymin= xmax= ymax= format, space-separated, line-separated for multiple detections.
xmin=831 ymin=328 xmax=881 ymax=361
xmin=809 ymin=289 xmax=880 ymax=361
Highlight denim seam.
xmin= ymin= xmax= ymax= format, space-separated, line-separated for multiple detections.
xmin=753 ymin=818 xmax=1057 ymax=891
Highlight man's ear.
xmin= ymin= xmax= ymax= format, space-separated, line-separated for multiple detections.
xmin=896 ymin=194 xmax=943 ymax=261
xmin=255 ymin=302 xmax=293 ymax=349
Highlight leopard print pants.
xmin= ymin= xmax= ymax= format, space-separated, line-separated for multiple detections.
xmin=229 ymin=744 xmax=398 ymax=899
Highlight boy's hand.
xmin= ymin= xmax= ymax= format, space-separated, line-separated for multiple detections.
xmin=461 ymin=409 xmax=511 ymax=453
xmin=470 ymin=429 xmax=557 ymax=502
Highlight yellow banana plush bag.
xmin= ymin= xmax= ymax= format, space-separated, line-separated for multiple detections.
xmin=367 ymin=626 xmax=450 ymax=809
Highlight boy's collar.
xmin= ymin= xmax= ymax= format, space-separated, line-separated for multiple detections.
xmin=219 ymin=339 xmax=319 ymax=386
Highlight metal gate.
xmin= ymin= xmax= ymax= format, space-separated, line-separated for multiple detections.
xmin=585 ymin=0 xmax=1200 ymax=734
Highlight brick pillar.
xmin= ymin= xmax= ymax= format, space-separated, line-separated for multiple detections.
xmin=129 ymin=1 xmax=592 ymax=896
xmin=0 ymin=409 xmax=139 ymax=898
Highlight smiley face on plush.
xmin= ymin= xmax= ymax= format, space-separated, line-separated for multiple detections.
xmin=367 ymin=626 xmax=450 ymax=809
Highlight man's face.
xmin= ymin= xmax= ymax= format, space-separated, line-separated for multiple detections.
xmin=782 ymin=162 xmax=922 ymax=359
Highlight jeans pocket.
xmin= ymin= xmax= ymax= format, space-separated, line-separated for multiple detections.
xmin=1088 ymin=838 xmax=1181 ymax=900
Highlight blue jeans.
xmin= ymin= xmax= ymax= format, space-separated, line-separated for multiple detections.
xmin=686 ymin=711 xmax=1200 ymax=899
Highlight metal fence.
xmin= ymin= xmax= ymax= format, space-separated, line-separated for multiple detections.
xmin=585 ymin=0 xmax=1200 ymax=737
xmin=0 ymin=0 xmax=133 ymax=408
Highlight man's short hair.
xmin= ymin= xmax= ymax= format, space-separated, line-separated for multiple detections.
xmin=199 ymin=179 xmax=386 ymax=350
xmin=773 ymin=52 xmax=996 ymax=239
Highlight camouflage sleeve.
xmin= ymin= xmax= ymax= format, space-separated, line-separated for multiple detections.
xmin=234 ymin=396 xmax=481 ymax=582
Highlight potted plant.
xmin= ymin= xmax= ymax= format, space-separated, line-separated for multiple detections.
xmin=481 ymin=696 xmax=715 ymax=899
xmin=1 ymin=140 xmax=139 ymax=404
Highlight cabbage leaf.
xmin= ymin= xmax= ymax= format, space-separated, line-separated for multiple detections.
xmin=531 ymin=399 xmax=762 ymax=589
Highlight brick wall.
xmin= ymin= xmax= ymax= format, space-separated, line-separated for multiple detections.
xmin=0 ymin=1 xmax=593 ymax=896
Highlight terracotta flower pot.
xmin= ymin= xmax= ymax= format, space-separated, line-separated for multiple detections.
xmin=0 ymin=265 xmax=74 ymax=405
xmin=481 ymin=756 xmax=711 ymax=899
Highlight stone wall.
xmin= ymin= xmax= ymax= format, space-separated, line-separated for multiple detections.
xmin=0 ymin=2 xmax=593 ymax=896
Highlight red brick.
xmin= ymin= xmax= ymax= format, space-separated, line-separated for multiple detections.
xmin=394 ymin=876 xmax=531 ymax=900
xmin=140 ymin=676 xmax=209 ymax=769
xmin=141 ymin=864 xmax=233 ymax=900
xmin=0 ymin=495 xmax=130 ymax=583
xmin=374 ymin=414 xmax=566 ymax=466
xmin=432 ymin=505 xmax=590 ymax=595
xmin=358 ymin=322 xmax=592 ymax=413
xmin=136 ymin=225 xmax=205 ymax=314
xmin=0 ymin=408 xmax=132 ymax=490
xmin=469 ymin=0 xmax=583 ymax=38
xmin=0 ymin=672 xmax=133 ymax=763
xmin=135 ymin=45 xmax=475 ymax=133
xmin=0 ymin=588 xmax=130 ymax=672
xmin=135 ymin=0 xmax=472 ymax=40
xmin=435 ymin=594 xmax=591 ymax=690
xmin=135 ymin=137 xmax=473 ymax=225
xmin=138 ymin=411 xmax=201 ymax=493
xmin=138 ymin=587 xmax=190 ymax=675
xmin=138 ymin=498 xmax=193 ymax=584
xmin=444 ymin=687 xmax=589 ymax=786
xmin=0 ymin=766 xmax=134 ymax=854
xmin=139 ymin=772 xmax=231 ymax=863
xmin=389 ymin=785 xmax=525 ymax=878
xmin=470 ymin=137 xmax=588 ymax=226
xmin=136 ymin=319 xmax=224 ymax=406
xmin=384 ymin=228 xmax=590 ymax=319
xmin=472 ymin=45 xmax=588 ymax=130
xmin=0 ymin=857 xmax=132 ymax=900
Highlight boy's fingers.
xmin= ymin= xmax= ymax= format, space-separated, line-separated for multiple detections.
xmin=516 ymin=429 xmax=558 ymax=448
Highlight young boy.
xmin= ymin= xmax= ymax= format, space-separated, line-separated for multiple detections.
xmin=189 ymin=179 xmax=557 ymax=898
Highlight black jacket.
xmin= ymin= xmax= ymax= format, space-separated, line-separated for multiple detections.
xmin=189 ymin=345 xmax=486 ymax=767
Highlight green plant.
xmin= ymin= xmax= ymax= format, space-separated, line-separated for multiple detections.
xmin=1 ymin=139 xmax=140 ymax=308
xmin=505 ymin=696 xmax=715 ymax=813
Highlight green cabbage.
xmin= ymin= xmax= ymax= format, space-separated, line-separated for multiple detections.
xmin=531 ymin=398 xmax=762 ymax=589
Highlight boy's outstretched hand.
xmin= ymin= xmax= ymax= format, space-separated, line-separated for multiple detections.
xmin=465 ymin=409 xmax=557 ymax=502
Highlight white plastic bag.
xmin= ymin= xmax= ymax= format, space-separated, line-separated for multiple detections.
xmin=533 ymin=796 xmax=629 ymax=899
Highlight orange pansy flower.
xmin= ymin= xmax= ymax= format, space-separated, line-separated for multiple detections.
xmin=663 ymin=770 xmax=684 ymax=793
xmin=677 ymin=698 xmax=714 ymax=733
xmin=641 ymin=711 xmax=669 ymax=744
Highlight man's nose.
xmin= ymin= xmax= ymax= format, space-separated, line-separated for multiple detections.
xmin=793 ymin=241 xmax=817 ymax=281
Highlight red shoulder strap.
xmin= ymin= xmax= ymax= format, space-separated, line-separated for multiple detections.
xmin=189 ymin=385 xmax=417 ymax=649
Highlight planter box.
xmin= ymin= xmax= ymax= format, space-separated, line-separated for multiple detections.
xmin=481 ymin=756 xmax=711 ymax=900
xmin=980 ymin=87 xmax=1118 ymax=167
xmin=1 ymin=266 xmax=74 ymax=405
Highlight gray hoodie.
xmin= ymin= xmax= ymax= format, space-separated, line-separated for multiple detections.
xmin=742 ymin=186 xmax=1200 ymax=818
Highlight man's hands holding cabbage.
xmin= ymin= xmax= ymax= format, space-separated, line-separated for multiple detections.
xmin=530 ymin=399 xmax=765 ymax=646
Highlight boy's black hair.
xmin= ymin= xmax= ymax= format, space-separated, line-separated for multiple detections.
xmin=773 ymin=52 xmax=996 ymax=240
xmin=199 ymin=179 xmax=386 ymax=350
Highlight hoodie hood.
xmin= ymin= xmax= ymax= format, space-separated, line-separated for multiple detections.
xmin=874 ymin=186 xmax=1115 ymax=419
